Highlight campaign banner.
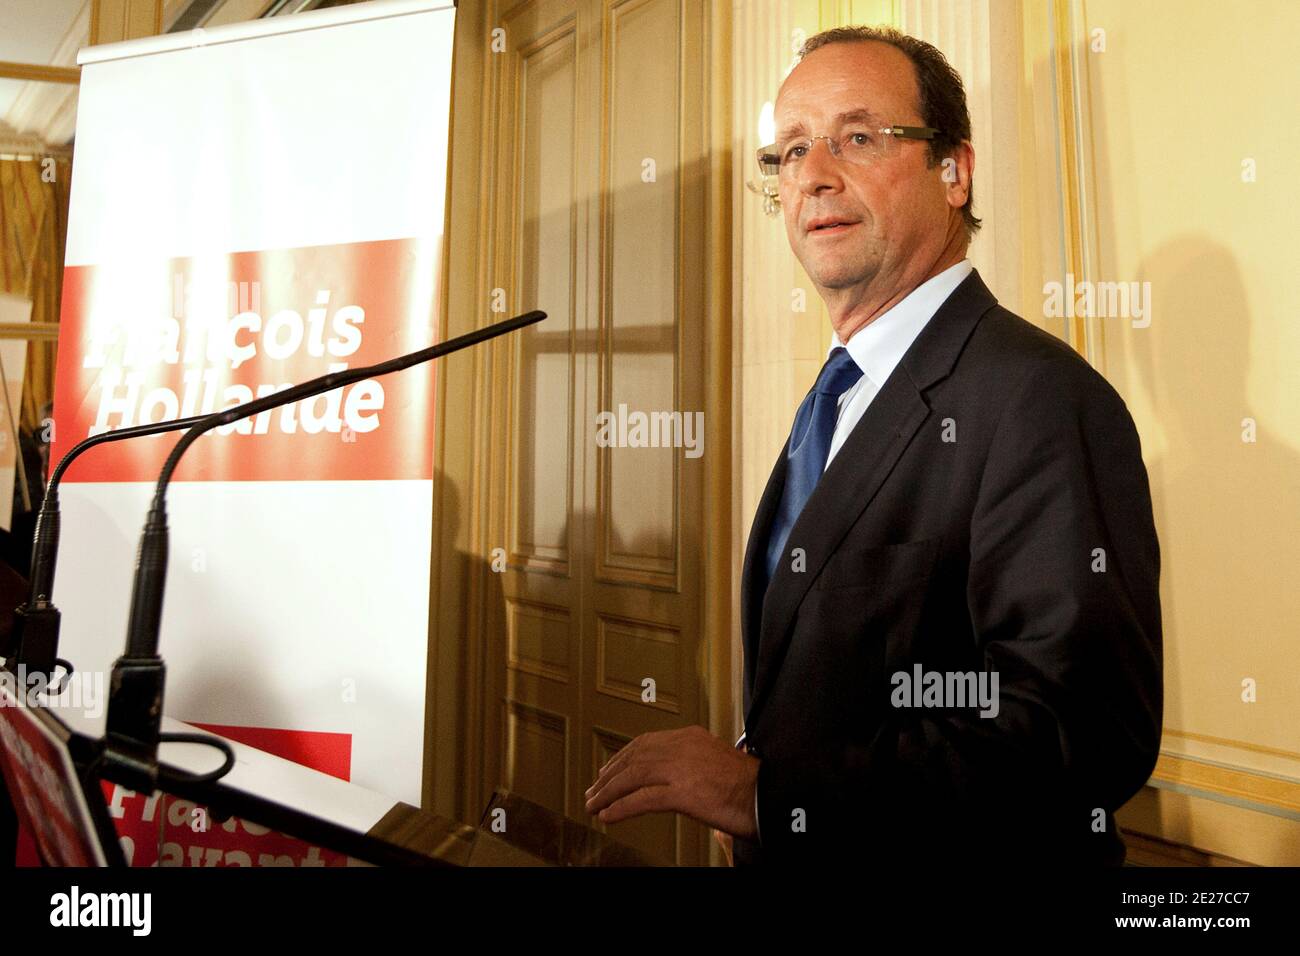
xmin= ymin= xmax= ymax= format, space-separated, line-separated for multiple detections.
xmin=40 ymin=0 xmax=457 ymax=866
xmin=99 ymin=721 xmax=358 ymax=868
xmin=54 ymin=237 xmax=436 ymax=482
xmin=0 ymin=683 xmax=108 ymax=867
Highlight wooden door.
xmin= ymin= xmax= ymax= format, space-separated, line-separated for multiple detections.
xmin=473 ymin=0 xmax=716 ymax=865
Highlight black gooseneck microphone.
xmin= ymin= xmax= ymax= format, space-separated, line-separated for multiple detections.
xmin=2 ymin=413 xmax=211 ymax=682
xmin=100 ymin=309 xmax=546 ymax=792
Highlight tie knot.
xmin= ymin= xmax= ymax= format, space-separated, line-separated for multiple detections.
xmin=815 ymin=347 xmax=863 ymax=396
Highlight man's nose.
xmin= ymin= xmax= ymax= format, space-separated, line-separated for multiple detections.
xmin=795 ymin=138 xmax=844 ymax=195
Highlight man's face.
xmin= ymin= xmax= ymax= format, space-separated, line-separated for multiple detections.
xmin=773 ymin=41 xmax=958 ymax=294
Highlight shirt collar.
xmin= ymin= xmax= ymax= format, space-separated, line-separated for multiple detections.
xmin=829 ymin=259 xmax=974 ymax=389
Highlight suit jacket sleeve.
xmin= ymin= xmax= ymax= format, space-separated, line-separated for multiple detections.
xmin=753 ymin=356 xmax=1163 ymax=856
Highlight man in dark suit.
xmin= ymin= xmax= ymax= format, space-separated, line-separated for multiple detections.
xmin=584 ymin=26 xmax=1161 ymax=865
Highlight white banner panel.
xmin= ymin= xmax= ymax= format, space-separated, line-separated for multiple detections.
xmin=51 ymin=0 xmax=456 ymax=813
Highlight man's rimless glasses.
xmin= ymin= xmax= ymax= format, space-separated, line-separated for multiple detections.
xmin=756 ymin=124 xmax=940 ymax=179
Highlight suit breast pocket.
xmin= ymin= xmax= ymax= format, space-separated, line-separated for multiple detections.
xmin=813 ymin=537 xmax=941 ymax=593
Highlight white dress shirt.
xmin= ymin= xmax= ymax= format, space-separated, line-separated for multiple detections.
xmin=825 ymin=258 xmax=973 ymax=469
xmin=737 ymin=258 xmax=973 ymax=850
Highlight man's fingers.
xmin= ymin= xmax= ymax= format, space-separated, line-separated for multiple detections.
xmin=585 ymin=757 xmax=673 ymax=813
xmin=586 ymin=729 xmax=674 ymax=798
xmin=585 ymin=748 xmax=638 ymax=806
xmin=585 ymin=762 xmax=634 ymax=813
xmin=587 ymin=735 xmax=645 ymax=796
xmin=584 ymin=727 xmax=723 ymax=825
xmin=597 ymin=784 xmax=677 ymax=825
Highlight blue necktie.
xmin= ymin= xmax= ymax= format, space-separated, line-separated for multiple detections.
xmin=763 ymin=347 xmax=864 ymax=587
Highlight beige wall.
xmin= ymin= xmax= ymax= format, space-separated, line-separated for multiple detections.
xmin=1079 ymin=0 xmax=1300 ymax=860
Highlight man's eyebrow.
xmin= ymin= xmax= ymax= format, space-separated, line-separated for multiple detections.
xmin=774 ymin=108 xmax=882 ymax=143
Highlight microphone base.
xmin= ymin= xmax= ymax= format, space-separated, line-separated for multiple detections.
xmin=103 ymin=655 xmax=166 ymax=793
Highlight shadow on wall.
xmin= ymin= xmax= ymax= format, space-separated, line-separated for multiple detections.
xmin=1118 ymin=238 xmax=1300 ymax=760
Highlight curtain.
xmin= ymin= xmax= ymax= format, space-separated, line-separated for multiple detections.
xmin=0 ymin=155 xmax=72 ymax=434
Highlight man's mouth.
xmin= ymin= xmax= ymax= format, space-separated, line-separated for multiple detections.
xmin=806 ymin=218 xmax=860 ymax=235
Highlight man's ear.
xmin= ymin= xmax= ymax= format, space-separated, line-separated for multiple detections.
xmin=939 ymin=140 xmax=974 ymax=212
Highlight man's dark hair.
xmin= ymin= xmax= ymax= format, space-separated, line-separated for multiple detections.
xmin=798 ymin=25 xmax=981 ymax=239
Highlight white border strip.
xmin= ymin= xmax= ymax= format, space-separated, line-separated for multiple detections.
xmin=78 ymin=0 xmax=455 ymax=66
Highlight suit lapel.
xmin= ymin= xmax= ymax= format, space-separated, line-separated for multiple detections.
xmin=745 ymin=378 xmax=929 ymax=727
xmin=743 ymin=269 xmax=1000 ymax=730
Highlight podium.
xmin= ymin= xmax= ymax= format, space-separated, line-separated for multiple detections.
xmin=369 ymin=788 xmax=660 ymax=866
xmin=2 ymin=695 xmax=660 ymax=867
